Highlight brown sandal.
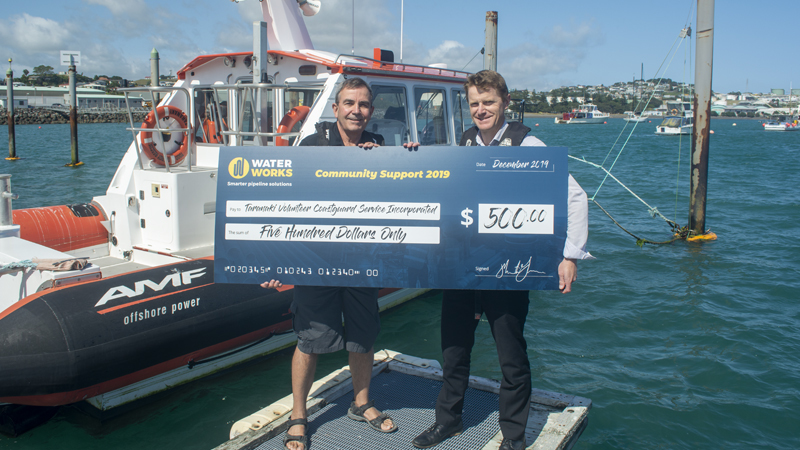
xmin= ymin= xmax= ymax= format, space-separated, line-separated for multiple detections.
xmin=347 ymin=400 xmax=398 ymax=433
xmin=283 ymin=417 xmax=308 ymax=450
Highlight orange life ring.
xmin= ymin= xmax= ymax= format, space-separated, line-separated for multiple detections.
xmin=670 ymin=108 xmax=679 ymax=115
xmin=276 ymin=106 xmax=310 ymax=146
xmin=139 ymin=106 xmax=189 ymax=166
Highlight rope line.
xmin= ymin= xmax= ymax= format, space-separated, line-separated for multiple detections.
xmin=592 ymin=33 xmax=689 ymax=200
xmin=0 ymin=260 xmax=38 ymax=271
xmin=592 ymin=199 xmax=687 ymax=247
xmin=571 ymin=155 xmax=680 ymax=228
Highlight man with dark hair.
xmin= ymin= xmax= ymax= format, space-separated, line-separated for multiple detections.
xmin=263 ymin=76 xmax=417 ymax=450
xmin=300 ymin=77 xmax=383 ymax=147
xmin=412 ymin=70 xmax=592 ymax=450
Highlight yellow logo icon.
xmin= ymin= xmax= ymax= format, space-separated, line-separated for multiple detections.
xmin=228 ymin=157 xmax=249 ymax=179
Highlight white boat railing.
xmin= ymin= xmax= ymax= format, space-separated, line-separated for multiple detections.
xmin=120 ymin=86 xmax=194 ymax=173
xmin=119 ymin=82 xmax=324 ymax=172
xmin=206 ymin=81 xmax=324 ymax=146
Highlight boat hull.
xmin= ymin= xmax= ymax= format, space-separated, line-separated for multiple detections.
xmin=764 ymin=123 xmax=799 ymax=131
xmin=655 ymin=126 xmax=692 ymax=135
xmin=0 ymin=258 xmax=294 ymax=406
xmin=566 ymin=118 xmax=607 ymax=124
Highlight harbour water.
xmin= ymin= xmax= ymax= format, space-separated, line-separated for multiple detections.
xmin=1 ymin=118 xmax=799 ymax=449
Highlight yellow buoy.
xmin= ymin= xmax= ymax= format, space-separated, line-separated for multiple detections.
xmin=686 ymin=232 xmax=717 ymax=242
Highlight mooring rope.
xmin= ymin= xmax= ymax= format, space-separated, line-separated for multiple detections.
xmin=581 ymin=2 xmax=702 ymax=246
xmin=0 ymin=260 xmax=38 ymax=272
xmin=592 ymin=199 xmax=688 ymax=246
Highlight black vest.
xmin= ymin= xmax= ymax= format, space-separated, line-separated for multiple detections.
xmin=300 ymin=121 xmax=384 ymax=147
xmin=459 ymin=122 xmax=531 ymax=146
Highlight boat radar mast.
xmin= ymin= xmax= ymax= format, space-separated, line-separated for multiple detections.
xmin=232 ymin=0 xmax=321 ymax=51
xmin=259 ymin=0 xmax=320 ymax=51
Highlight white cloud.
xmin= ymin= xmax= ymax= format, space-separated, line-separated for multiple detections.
xmin=542 ymin=19 xmax=603 ymax=48
xmin=84 ymin=0 xmax=150 ymax=21
xmin=499 ymin=42 xmax=583 ymax=91
xmin=0 ymin=14 xmax=71 ymax=54
xmin=82 ymin=0 xmax=173 ymax=37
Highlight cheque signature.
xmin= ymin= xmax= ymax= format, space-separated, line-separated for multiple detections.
xmin=495 ymin=257 xmax=545 ymax=282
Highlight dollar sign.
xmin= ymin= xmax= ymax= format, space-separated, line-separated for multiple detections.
xmin=460 ymin=208 xmax=473 ymax=227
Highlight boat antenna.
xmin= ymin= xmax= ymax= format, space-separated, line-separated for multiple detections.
xmin=400 ymin=0 xmax=404 ymax=63
xmin=351 ymin=0 xmax=355 ymax=55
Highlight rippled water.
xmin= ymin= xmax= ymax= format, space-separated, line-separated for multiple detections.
xmin=1 ymin=118 xmax=799 ymax=449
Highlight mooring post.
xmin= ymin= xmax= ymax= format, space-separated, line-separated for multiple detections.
xmin=689 ymin=0 xmax=714 ymax=235
xmin=0 ymin=174 xmax=19 ymax=232
xmin=6 ymin=60 xmax=17 ymax=161
xmin=151 ymin=48 xmax=160 ymax=105
xmin=66 ymin=57 xmax=82 ymax=166
xmin=484 ymin=11 xmax=497 ymax=71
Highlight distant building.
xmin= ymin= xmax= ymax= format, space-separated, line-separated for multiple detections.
xmin=0 ymin=98 xmax=29 ymax=108
xmin=75 ymin=94 xmax=143 ymax=109
xmin=0 ymin=85 xmax=143 ymax=108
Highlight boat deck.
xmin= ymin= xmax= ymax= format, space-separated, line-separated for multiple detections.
xmin=215 ymin=350 xmax=590 ymax=450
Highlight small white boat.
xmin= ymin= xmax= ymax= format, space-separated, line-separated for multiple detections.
xmin=763 ymin=119 xmax=799 ymax=131
xmin=655 ymin=116 xmax=693 ymax=135
xmin=655 ymin=101 xmax=693 ymax=135
xmin=556 ymin=103 xmax=609 ymax=124
xmin=623 ymin=111 xmax=648 ymax=123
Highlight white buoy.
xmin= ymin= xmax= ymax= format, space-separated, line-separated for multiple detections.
xmin=732 ymin=123 xmax=737 ymax=126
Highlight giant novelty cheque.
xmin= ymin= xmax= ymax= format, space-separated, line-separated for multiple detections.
xmin=214 ymin=145 xmax=568 ymax=290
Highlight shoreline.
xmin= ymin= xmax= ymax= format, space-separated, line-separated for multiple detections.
xmin=0 ymin=108 xmax=146 ymax=125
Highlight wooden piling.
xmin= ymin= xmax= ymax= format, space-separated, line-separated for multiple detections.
xmin=484 ymin=11 xmax=497 ymax=71
xmin=65 ymin=59 xmax=83 ymax=167
xmin=689 ymin=0 xmax=714 ymax=236
xmin=6 ymin=61 xmax=18 ymax=161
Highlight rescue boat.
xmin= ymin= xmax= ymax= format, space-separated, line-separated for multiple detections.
xmin=0 ymin=0 xmax=473 ymax=414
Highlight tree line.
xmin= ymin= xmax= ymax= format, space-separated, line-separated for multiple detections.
xmin=509 ymin=89 xmax=665 ymax=115
xmin=4 ymin=65 xmax=170 ymax=89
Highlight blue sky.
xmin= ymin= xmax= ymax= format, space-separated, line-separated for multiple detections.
xmin=1 ymin=0 xmax=796 ymax=94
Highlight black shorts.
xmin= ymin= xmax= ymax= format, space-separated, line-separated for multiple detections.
xmin=292 ymin=286 xmax=381 ymax=354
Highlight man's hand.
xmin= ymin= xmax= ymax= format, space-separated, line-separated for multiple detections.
xmin=260 ymin=279 xmax=283 ymax=289
xmin=558 ymin=258 xmax=577 ymax=293
xmin=358 ymin=142 xmax=380 ymax=150
xmin=403 ymin=141 xmax=421 ymax=151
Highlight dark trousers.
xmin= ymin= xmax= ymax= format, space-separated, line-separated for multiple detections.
xmin=435 ymin=289 xmax=531 ymax=442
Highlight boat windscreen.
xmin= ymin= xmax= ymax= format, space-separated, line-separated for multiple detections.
xmin=659 ymin=117 xmax=682 ymax=127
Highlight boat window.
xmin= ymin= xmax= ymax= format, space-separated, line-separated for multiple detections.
xmin=194 ymin=88 xmax=231 ymax=145
xmin=660 ymin=117 xmax=682 ymax=127
xmin=452 ymin=89 xmax=473 ymax=144
xmin=368 ymin=85 xmax=410 ymax=146
xmin=284 ymin=90 xmax=318 ymax=113
xmin=237 ymin=87 xmax=274 ymax=145
xmin=280 ymin=89 xmax=319 ymax=145
xmin=415 ymin=87 xmax=450 ymax=145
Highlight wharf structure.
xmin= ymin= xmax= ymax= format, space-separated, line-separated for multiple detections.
xmin=216 ymin=351 xmax=591 ymax=450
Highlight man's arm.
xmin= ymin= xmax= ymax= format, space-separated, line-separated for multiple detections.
xmin=522 ymin=136 xmax=593 ymax=293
